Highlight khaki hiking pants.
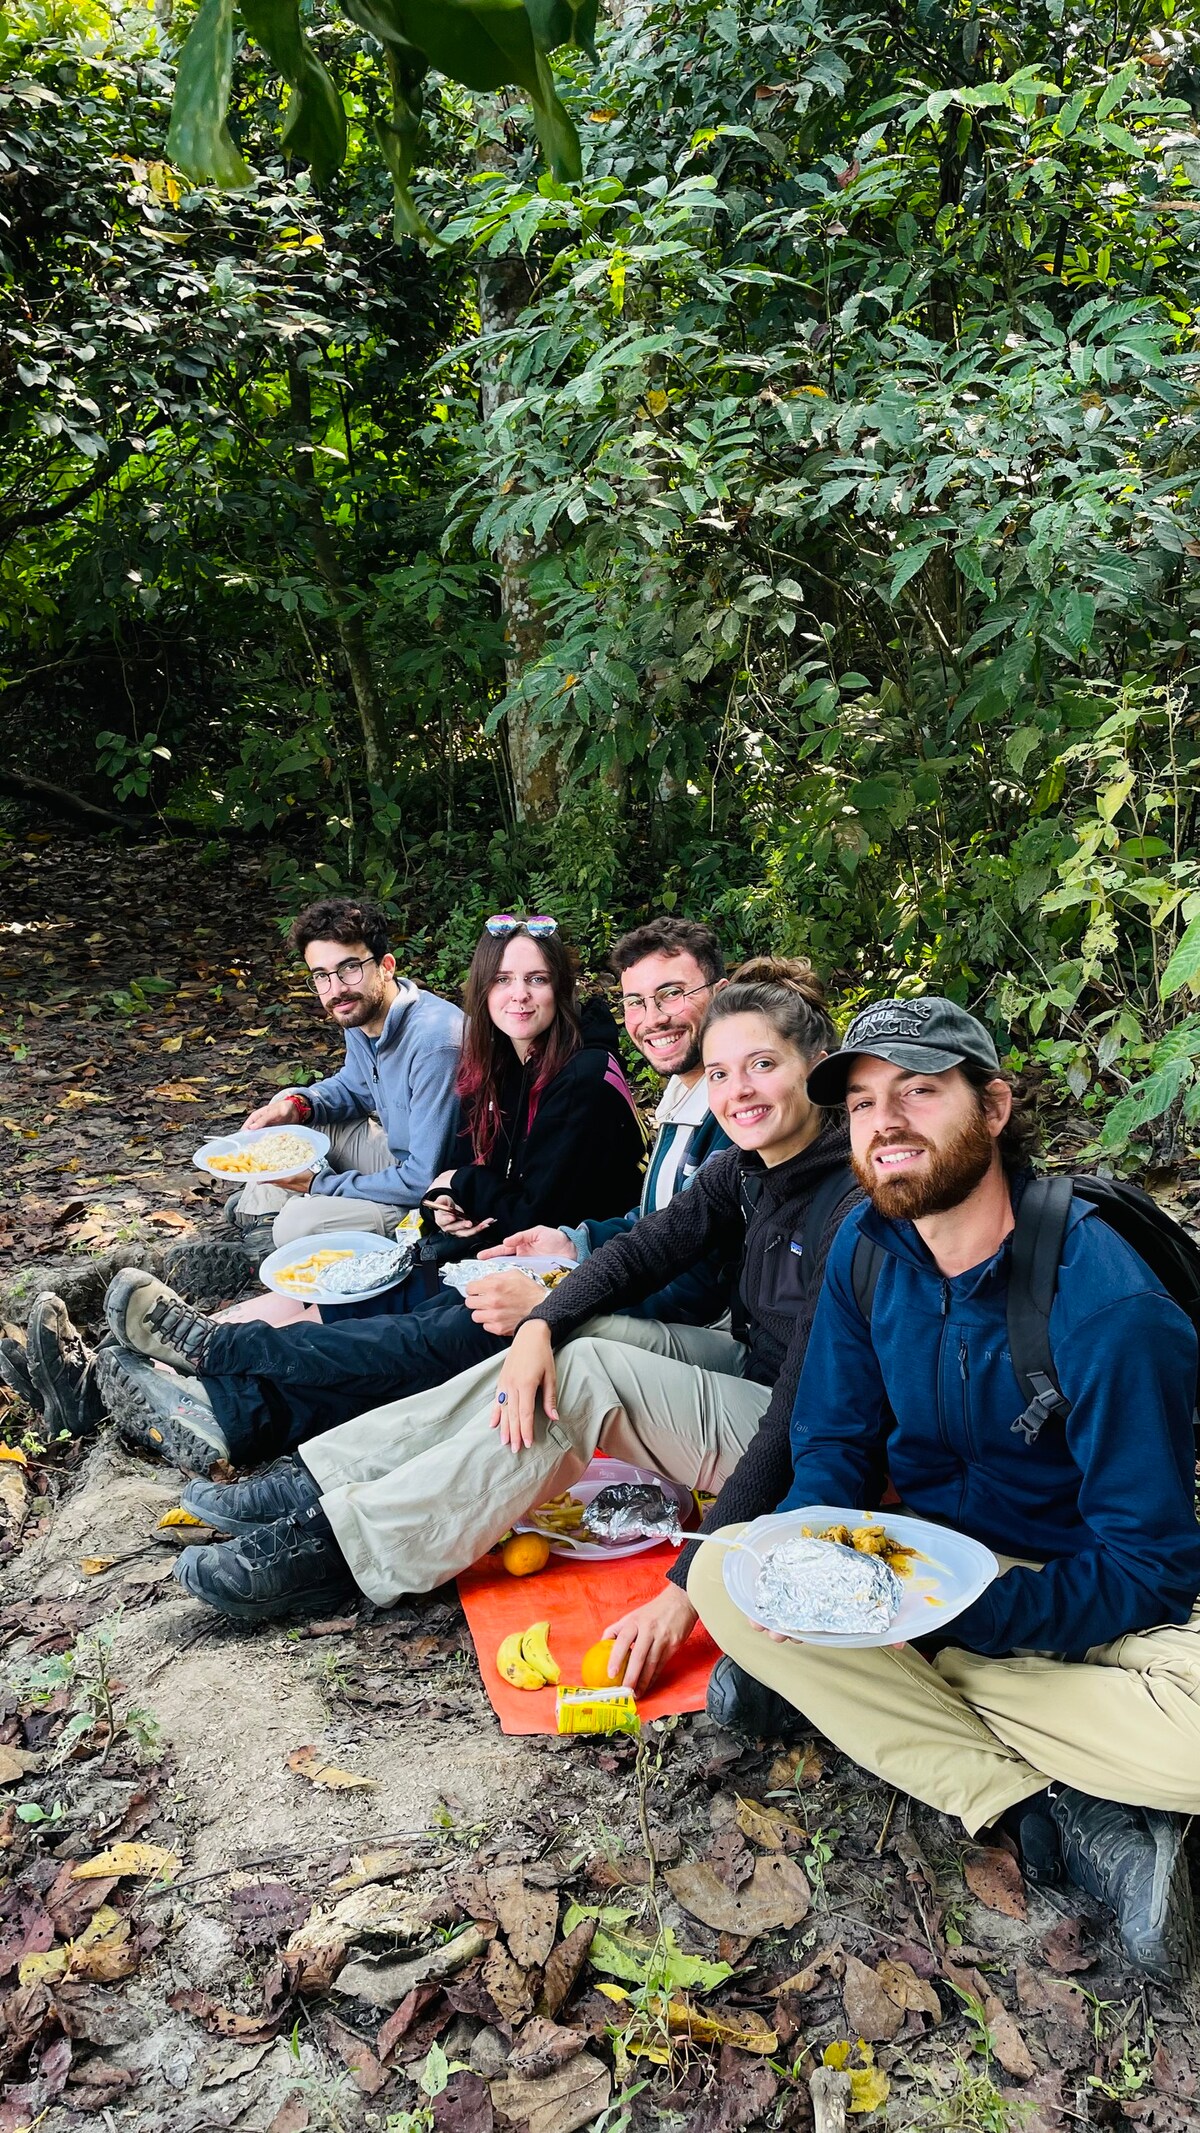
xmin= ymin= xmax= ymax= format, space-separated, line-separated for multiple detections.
xmin=235 ymin=1118 xmax=402 ymax=1245
xmin=301 ymin=1318 xmax=768 ymax=1605
xmin=688 ymin=1525 xmax=1200 ymax=1834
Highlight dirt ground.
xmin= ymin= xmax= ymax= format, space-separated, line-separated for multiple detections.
xmin=2 ymin=830 xmax=1199 ymax=2133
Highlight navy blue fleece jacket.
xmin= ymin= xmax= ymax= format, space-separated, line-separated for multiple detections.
xmin=782 ymin=1192 xmax=1200 ymax=1660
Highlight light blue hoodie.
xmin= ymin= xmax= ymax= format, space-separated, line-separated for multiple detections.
xmin=297 ymin=979 xmax=464 ymax=1208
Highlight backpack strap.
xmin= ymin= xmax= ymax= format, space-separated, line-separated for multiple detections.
xmin=851 ymin=1233 xmax=885 ymax=1323
xmin=1007 ymin=1174 xmax=1074 ymax=1444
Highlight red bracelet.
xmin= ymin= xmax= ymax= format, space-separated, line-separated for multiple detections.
xmin=290 ymin=1093 xmax=314 ymax=1124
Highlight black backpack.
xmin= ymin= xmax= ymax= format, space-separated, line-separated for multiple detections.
xmin=851 ymin=1174 xmax=1200 ymax=1449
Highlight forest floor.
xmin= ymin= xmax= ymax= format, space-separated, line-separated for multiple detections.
xmin=0 ymin=830 xmax=1197 ymax=2133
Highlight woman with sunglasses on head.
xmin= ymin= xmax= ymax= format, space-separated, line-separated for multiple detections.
xmin=418 ymin=915 xmax=645 ymax=1259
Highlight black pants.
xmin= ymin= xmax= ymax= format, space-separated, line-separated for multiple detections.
xmin=200 ymin=1288 xmax=505 ymax=1464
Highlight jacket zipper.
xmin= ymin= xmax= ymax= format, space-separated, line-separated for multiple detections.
xmin=935 ymin=1279 xmax=951 ymax=1450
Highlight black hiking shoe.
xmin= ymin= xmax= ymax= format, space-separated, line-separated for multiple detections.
xmin=1051 ymin=1787 xmax=1198 ymax=1986
xmin=999 ymin=1789 xmax=1063 ymax=1888
xmin=161 ymin=1240 xmax=261 ymax=1312
xmin=0 ymin=1337 xmax=38 ymax=1414
xmin=104 ymin=1269 xmax=213 ymax=1375
xmin=174 ymin=1502 xmax=355 ymax=1621
xmin=180 ymin=1457 xmax=320 ymax=1536
xmin=95 ymin=1349 xmax=229 ymax=1475
xmin=706 ymin=1656 xmax=800 ymax=1741
xmin=26 ymin=1296 xmax=105 ymax=1438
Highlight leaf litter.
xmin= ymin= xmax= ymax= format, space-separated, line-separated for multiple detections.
xmin=0 ymin=836 xmax=1196 ymax=2129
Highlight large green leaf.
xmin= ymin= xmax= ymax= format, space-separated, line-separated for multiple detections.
xmin=359 ymin=0 xmax=541 ymax=94
xmin=239 ymin=0 xmax=348 ymax=183
xmin=528 ymin=49 xmax=582 ymax=179
xmin=523 ymin=0 xmax=598 ymax=57
xmin=166 ymin=0 xmax=253 ymax=186
xmin=1160 ymin=913 xmax=1200 ymax=1002
xmin=1099 ymin=1057 xmax=1193 ymax=1151
xmin=373 ymin=44 xmax=435 ymax=241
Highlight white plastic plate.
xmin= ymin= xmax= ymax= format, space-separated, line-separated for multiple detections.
xmin=439 ymin=1255 xmax=575 ymax=1293
xmin=193 ymin=1123 xmax=330 ymax=1184
xmin=722 ymin=1504 xmax=999 ymax=1648
xmin=517 ymin=1458 xmax=694 ymax=1561
xmin=259 ymin=1230 xmax=413 ymax=1307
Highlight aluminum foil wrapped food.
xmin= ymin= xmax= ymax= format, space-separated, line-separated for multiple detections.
xmin=317 ymin=1242 xmax=415 ymax=1296
xmin=582 ymin=1482 xmax=684 ymax=1547
xmin=754 ymin=1535 xmax=902 ymax=1637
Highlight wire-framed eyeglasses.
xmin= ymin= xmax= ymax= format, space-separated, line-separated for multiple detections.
xmin=618 ymin=980 xmax=714 ymax=1022
xmin=307 ymin=955 xmax=377 ymax=993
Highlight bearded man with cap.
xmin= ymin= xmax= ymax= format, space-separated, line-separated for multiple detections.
xmin=689 ymin=996 xmax=1200 ymax=1988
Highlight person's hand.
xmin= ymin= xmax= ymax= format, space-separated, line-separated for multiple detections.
xmin=465 ymin=1271 xmax=548 ymax=1336
xmin=479 ymin=1226 xmax=577 ymax=1262
xmin=244 ymin=1093 xmax=305 ymax=1131
xmin=426 ymin=1194 xmax=491 ymax=1238
xmin=490 ymin=1321 xmax=557 ymax=1452
xmin=275 ymin=1170 xmax=315 ymax=1195
xmin=604 ymin=1585 xmax=698 ymax=1694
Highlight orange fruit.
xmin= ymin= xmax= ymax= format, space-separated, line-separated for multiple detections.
xmin=580 ymin=1638 xmax=627 ymax=1688
xmin=501 ymin=1532 xmax=551 ymax=1578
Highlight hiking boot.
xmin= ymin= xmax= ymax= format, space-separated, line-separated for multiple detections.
xmin=180 ymin=1457 xmax=320 ymax=1536
xmin=1001 ymin=1789 xmax=1063 ymax=1888
xmin=95 ymin=1349 xmax=229 ymax=1475
xmin=161 ymin=1241 xmax=261 ymax=1312
xmin=26 ymin=1296 xmax=105 ymax=1438
xmin=1051 ymin=1787 xmax=1198 ymax=1986
xmin=104 ymin=1270 xmax=213 ymax=1374
xmin=174 ymin=1503 xmax=355 ymax=1621
xmin=706 ymin=1656 xmax=800 ymax=1741
xmin=0 ymin=1338 xmax=38 ymax=1414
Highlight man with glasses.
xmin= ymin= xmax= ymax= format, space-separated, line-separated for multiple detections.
xmin=218 ymin=896 xmax=463 ymax=1259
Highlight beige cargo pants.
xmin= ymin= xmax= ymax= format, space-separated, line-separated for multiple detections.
xmin=688 ymin=1525 xmax=1200 ymax=1834
xmin=301 ymin=1318 xmax=768 ymax=1605
xmin=235 ymin=1118 xmax=403 ymax=1245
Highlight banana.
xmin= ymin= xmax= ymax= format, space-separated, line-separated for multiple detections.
xmin=497 ymin=1631 xmax=547 ymax=1691
xmin=520 ymin=1620 xmax=559 ymax=1686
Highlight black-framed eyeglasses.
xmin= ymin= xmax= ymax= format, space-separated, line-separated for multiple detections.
xmin=618 ymin=980 xmax=714 ymax=1022
xmin=485 ymin=914 xmax=558 ymax=939
xmin=308 ymin=955 xmax=377 ymax=993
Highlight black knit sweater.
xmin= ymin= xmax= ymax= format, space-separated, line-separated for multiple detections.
xmin=528 ymin=1123 xmax=862 ymax=1590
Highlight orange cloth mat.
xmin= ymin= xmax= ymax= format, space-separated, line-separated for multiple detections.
xmin=457 ymin=1545 xmax=721 ymax=1736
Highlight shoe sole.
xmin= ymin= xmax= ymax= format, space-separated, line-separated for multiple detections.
xmin=26 ymin=1301 xmax=91 ymax=1438
xmin=162 ymin=1243 xmax=257 ymax=1312
xmin=173 ymin=1552 xmax=355 ymax=1621
xmin=96 ymin=1355 xmax=227 ymax=1476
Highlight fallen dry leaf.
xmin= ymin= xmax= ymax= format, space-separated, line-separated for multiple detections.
xmin=842 ymin=1954 xmax=903 ymax=2043
xmin=158 ymin=1507 xmax=205 ymax=1528
xmin=486 ymin=1867 xmax=557 ymax=1968
xmin=73 ymin=1842 xmax=179 ymax=1882
xmin=168 ymin=1986 xmax=283 ymax=2044
xmin=267 ymin=2095 xmax=310 ymax=2133
xmin=733 ymin=1795 xmax=805 ymax=1851
xmin=0 ymin=1747 xmax=42 ymax=1785
xmin=1039 ymin=1915 xmax=1095 ymax=1973
xmin=1014 ymin=1962 xmax=1086 ymax=2033
xmin=772 ymin=1944 xmax=844 ymax=1995
xmin=80 ymin=1558 xmax=117 ymax=1577
xmin=0 ymin=1446 xmax=27 ymax=1466
xmin=489 ymin=2047 xmax=610 ymax=2133
xmin=329 ymin=1847 xmax=417 ymax=1893
xmin=689 ymin=2045 xmax=778 ymax=2133
xmin=983 ymin=1993 xmax=1035 ymax=2080
xmin=482 ymin=1937 xmax=534 ymax=2023
xmin=769 ymin=1743 xmax=824 ymax=1789
xmin=665 ymin=1853 xmax=810 ymax=1938
xmin=964 ymin=1846 xmax=1026 ymax=1921
xmin=148 ymin=1086 xmax=200 ymax=1104
xmin=538 ymin=1918 xmax=596 ymax=2021
xmin=666 ymin=2000 xmax=777 ymax=2054
xmin=320 ymin=2011 xmax=389 ymax=2095
xmin=435 ymin=2069 xmax=494 ymax=2133
xmin=286 ymin=1745 xmax=376 ymax=1791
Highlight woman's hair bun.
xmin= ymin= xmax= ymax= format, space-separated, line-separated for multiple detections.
xmin=727 ymin=956 xmax=827 ymax=1009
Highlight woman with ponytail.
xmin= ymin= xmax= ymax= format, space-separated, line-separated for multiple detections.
xmin=171 ymin=956 xmax=865 ymax=1643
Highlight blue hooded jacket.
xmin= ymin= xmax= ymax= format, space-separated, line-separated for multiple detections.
xmin=782 ymin=1191 xmax=1200 ymax=1660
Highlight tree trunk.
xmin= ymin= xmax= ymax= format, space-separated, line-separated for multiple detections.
xmin=475 ymin=145 xmax=562 ymax=823
xmin=286 ymin=362 xmax=391 ymax=785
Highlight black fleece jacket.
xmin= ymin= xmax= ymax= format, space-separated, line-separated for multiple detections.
xmin=528 ymin=1122 xmax=861 ymax=1589
xmin=442 ymin=999 xmax=646 ymax=1250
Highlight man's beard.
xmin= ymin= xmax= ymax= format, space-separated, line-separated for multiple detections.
xmin=640 ymin=1028 xmax=702 ymax=1076
xmin=852 ymin=1101 xmax=995 ymax=1221
xmin=325 ymin=981 xmax=386 ymax=1031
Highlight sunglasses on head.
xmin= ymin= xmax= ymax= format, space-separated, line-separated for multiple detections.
xmin=484 ymin=914 xmax=558 ymax=939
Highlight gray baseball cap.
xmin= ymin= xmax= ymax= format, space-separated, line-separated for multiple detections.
xmin=807 ymin=996 xmax=1001 ymax=1105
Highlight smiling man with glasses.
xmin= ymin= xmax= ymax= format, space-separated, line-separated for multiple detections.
xmin=203 ymin=896 xmax=464 ymax=1271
